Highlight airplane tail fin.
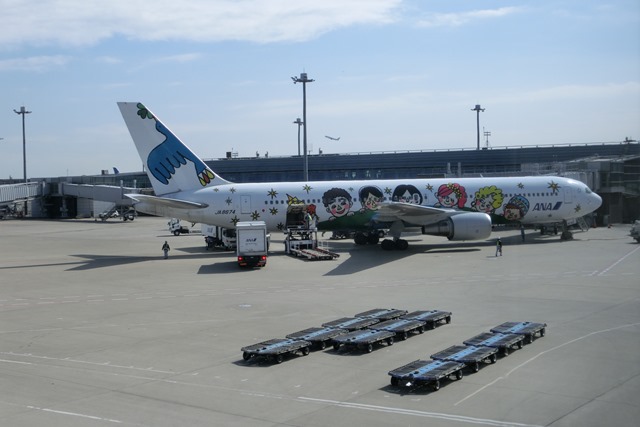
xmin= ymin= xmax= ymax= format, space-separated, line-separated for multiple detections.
xmin=117 ymin=102 xmax=230 ymax=196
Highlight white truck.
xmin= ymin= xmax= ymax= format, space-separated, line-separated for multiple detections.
xmin=168 ymin=218 xmax=190 ymax=235
xmin=236 ymin=221 xmax=269 ymax=268
xmin=201 ymin=224 xmax=236 ymax=250
xmin=630 ymin=220 xmax=640 ymax=243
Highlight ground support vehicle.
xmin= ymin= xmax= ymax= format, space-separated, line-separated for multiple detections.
xmin=286 ymin=327 xmax=348 ymax=350
xmin=354 ymin=308 xmax=408 ymax=321
xmin=388 ymin=360 xmax=466 ymax=391
xmin=401 ymin=310 xmax=452 ymax=329
xmin=332 ymin=329 xmax=396 ymax=353
xmin=202 ymin=224 xmax=236 ymax=251
xmin=630 ymin=220 xmax=640 ymax=243
xmin=236 ymin=221 xmax=269 ymax=268
xmin=463 ymin=332 xmax=525 ymax=356
xmin=369 ymin=318 xmax=426 ymax=341
xmin=321 ymin=317 xmax=380 ymax=331
xmin=284 ymin=228 xmax=340 ymax=261
xmin=168 ymin=218 xmax=190 ymax=235
xmin=430 ymin=345 xmax=498 ymax=373
xmin=241 ymin=339 xmax=311 ymax=364
xmin=490 ymin=321 xmax=546 ymax=344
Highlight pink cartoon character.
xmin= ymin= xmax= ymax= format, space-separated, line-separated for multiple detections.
xmin=436 ymin=183 xmax=467 ymax=208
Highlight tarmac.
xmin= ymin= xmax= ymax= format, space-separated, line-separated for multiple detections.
xmin=0 ymin=216 xmax=638 ymax=427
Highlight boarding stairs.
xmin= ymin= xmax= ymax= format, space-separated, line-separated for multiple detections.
xmin=575 ymin=216 xmax=590 ymax=231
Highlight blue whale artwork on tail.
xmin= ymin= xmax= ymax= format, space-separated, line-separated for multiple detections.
xmin=136 ymin=103 xmax=214 ymax=186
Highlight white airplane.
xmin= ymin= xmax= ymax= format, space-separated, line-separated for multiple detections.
xmin=117 ymin=102 xmax=602 ymax=250
xmin=325 ymin=135 xmax=341 ymax=141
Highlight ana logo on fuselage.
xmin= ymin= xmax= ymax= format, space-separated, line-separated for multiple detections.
xmin=533 ymin=201 xmax=562 ymax=211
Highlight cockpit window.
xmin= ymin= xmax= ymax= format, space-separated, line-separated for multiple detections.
xmin=585 ymin=187 xmax=592 ymax=194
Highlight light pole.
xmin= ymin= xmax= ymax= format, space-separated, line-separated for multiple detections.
xmin=483 ymin=128 xmax=491 ymax=149
xmin=293 ymin=118 xmax=303 ymax=156
xmin=291 ymin=72 xmax=314 ymax=181
xmin=14 ymin=106 xmax=32 ymax=183
xmin=471 ymin=104 xmax=485 ymax=151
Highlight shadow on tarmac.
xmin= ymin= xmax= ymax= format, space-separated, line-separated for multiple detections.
xmin=1 ymin=230 xmax=571 ymax=273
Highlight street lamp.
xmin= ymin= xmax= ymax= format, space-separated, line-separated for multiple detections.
xmin=293 ymin=118 xmax=303 ymax=156
xmin=471 ymin=104 xmax=485 ymax=151
xmin=291 ymin=72 xmax=314 ymax=181
xmin=14 ymin=106 xmax=32 ymax=182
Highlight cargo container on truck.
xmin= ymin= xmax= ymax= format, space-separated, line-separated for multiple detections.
xmin=236 ymin=221 xmax=269 ymax=267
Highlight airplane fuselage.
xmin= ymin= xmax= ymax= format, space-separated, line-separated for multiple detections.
xmin=117 ymin=101 xmax=602 ymax=248
xmin=135 ymin=176 xmax=600 ymax=233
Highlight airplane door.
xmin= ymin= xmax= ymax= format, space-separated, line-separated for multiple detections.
xmin=240 ymin=195 xmax=252 ymax=214
xmin=563 ymin=187 xmax=574 ymax=204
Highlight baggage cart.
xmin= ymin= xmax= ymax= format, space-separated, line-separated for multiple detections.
xmin=286 ymin=327 xmax=348 ymax=350
xmin=430 ymin=345 xmax=498 ymax=372
xmin=490 ymin=321 xmax=546 ymax=344
xmin=463 ymin=332 xmax=524 ymax=356
xmin=332 ymin=329 xmax=396 ymax=353
xmin=354 ymin=308 xmax=408 ymax=321
xmin=388 ymin=359 xmax=465 ymax=391
xmin=402 ymin=310 xmax=452 ymax=329
xmin=369 ymin=318 xmax=426 ymax=340
xmin=321 ymin=317 xmax=380 ymax=331
xmin=241 ymin=338 xmax=311 ymax=364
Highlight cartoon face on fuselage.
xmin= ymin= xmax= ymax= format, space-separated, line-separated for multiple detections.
xmin=359 ymin=185 xmax=384 ymax=211
xmin=503 ymin=195 xmax=530 ymax=221
xmin=436 ymin=183 xmax=468 ymax=208
xmin=472 ymin=185 xmax=504 ymax=214
xmin=322 ymin=187 xmax=354 ymax=219
xmin=392 ymin=184 xmax=422 ymax=204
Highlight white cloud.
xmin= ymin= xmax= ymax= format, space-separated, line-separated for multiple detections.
xmin=0 ymin=0 xmax=401 ymax=48
xmin=153 ymin=53 xmax=204 ymax=64
xmin=417 ymin=7 xmax=521 ymax=28
xmin=95 ymin=56 xmax=122 ymax=65
xmin=0 ymin=55 xmax=71 ymax=72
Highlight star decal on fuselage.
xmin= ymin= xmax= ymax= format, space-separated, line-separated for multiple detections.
xmin=269 ymin=207 xmax=278 ymax=215
xmin=287 ymin=194 xmax=304 ymax=205
xmin=268 ymin=189 xmax=278 ymax=199
xmin=548 ymin=181 xmax=560 ymax=195
xmin=303 ymin=184 xmax=312 ymax=193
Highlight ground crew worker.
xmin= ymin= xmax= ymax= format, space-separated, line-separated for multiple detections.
xmin=495 ymin=238 xmax=503 ymax=257
xmin=162 ymin=240 xmax=170 ymax=259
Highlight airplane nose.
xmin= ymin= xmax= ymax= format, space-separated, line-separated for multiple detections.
xmin=592 ymin=192 xmax=603 ymax=210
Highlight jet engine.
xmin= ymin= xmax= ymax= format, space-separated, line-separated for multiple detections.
xmin=421 ymin=212 xmax=492 ymax=241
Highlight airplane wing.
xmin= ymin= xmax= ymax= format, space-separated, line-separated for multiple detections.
xmin=373 ymin=202 xmax=456 ymax=225
xmin=125 ymin=193 xmax=208 ymax=209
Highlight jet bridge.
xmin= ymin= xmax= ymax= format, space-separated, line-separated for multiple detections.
xmin=0 ymin=182 xmax=43 ymax=218
xmin=61 ymin=183 xmax=138 ymax=220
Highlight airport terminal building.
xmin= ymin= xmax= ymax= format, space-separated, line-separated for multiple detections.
xmin=1 ymin=142 xmax=639 ymax=224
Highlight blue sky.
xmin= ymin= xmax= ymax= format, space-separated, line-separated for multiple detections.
xmin=1 ymin=0 xmax=638 ymax=178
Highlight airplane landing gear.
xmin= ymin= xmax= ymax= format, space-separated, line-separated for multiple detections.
xmin=354 ymin=232 xmax=382 ymax=246
xmin=381 ymin=238 xmax=408 ymax=250
xmin=560 ymin=220 xmax=574 ymax=240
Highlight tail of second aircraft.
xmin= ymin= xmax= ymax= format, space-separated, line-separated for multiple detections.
xmin=118 ymin=102 xmax=230 ymax=196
